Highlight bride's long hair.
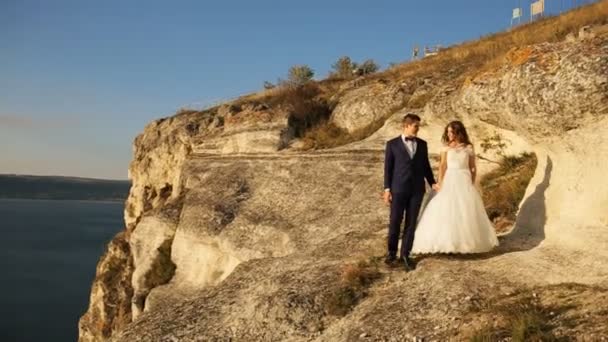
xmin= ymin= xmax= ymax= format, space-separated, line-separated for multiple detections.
xmin=441 ymin=120 xmax=472 ymax=146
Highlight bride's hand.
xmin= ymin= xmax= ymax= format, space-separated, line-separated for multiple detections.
xmin=432 ymin=183 xmax=441 ymax=192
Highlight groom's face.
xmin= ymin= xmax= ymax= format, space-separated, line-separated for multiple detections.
xmin=403 ymin=121 xmax=420 ymax=136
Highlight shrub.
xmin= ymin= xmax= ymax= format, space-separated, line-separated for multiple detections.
xmin=287 ymin=65 xmax=315 ymax=86
xmin=300 ymin=107 xmax=394 ymax=150
xmin=358 ymin=59 xmax=379 ymax=75
xmin=330 ymin=56 xmax=357 ymax=78
xmin=261 ymin=82 xmax=331 ymax=140
xmin=480 ymin=153 xmax=537 ymax=232
xmin=480 ymin=132 xmax=509 ymax=160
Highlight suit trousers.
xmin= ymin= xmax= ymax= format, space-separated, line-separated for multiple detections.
xmin=387 ymin=188 xmax=424 ymax=258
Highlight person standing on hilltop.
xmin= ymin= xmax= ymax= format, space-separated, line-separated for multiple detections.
xmin=383 ymin=113 xmax=438 ymax=271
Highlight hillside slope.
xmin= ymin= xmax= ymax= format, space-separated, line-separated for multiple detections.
xmin=79 ymin=3 xmax=608 ymax=341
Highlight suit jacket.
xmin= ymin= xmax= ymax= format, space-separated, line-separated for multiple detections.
xmin=384 ymin=136 xmax=436 ymax=194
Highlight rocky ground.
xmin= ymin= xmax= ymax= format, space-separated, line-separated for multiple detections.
xmin=80 ymin=19 xmax=608 ymax=342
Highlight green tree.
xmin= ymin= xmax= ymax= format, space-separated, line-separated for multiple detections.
xmin=331 ymin=56 xmax=356 ymax=78
xmin=358 ymin=59 xmax=379 ymax=75
xmin=287 ymin=65 xmax=314 ymax=86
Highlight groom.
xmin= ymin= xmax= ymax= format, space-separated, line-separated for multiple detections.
xmin=383 ymin=113 xmax=437 ymax=271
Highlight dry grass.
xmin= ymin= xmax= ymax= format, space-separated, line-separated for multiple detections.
xmin=469 ymin=292 xmax=563 ymax=342
xmin=300 ymin=122 xmax=349 ymax=150
xmin=300 ymin=88 xmax=403 ymax=149
xmin=406 ymin=91 xmax=435 ymax=109
xmin=261 ymin=82 xmax=333 ymax=138
xmin=177 ymin=2 xmax=608 ymax=150
xmin=325 ymin=260 xmax=382 ymax=316
xmin=467 ymin=283 xmax=608 ymax=341
xmin=469 ymin=311 xmax=555 ymax=342
xmin=299 ymin=112 xmax=390 ymax=150
xmin=480 ymin=153 xmax=538 ymax=233
xmin=305 ymin=1 xmax=608 ymax=149
xmin=383 ymin=0 xmax=608 ymax=82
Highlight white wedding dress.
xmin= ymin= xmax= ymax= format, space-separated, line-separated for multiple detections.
xmin=411 ymin=144 xmax=498 ymax=254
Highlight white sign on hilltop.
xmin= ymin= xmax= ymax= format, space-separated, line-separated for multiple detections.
xmin=531 ymin=0 xmax=545 ymax=20
xmin=512 ymin=7 xmax=522 ymax=19
xmin=511 ymin=7 xmax=523 ymax=27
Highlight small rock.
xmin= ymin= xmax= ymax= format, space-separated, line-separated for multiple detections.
xmin=565 ymin=32 xmax=577 ymax=43
xmin=359 ymin=332 xmax=368 ymax=338
xmin=578 ymin=25 xmax=595 ymax=40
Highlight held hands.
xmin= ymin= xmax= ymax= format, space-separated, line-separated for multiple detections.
xmin=432 ymin=183 xmax=441 ymax=192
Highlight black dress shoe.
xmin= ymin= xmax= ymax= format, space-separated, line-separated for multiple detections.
xmin=384 ymin=255 xmax=397 ymax=266
xmin=401 ymin=256 xmax=415 ymax=272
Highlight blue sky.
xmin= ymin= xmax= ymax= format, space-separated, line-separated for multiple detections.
xmin=0 ymin=0 xmax=584 ymax=179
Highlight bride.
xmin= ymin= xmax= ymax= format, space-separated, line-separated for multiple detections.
xmin=411 ymin=121 xmax=498 ymax=254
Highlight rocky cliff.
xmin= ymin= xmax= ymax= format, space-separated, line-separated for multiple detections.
xmin=79 ymin=11 xmax=608 ymax=342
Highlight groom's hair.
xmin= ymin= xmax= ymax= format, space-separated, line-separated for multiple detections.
xmin=402 ymin=113 xmax=421 ymax=125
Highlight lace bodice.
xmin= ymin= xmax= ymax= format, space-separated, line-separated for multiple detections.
xmin=442 ymin=144 xmax=474 ymax=170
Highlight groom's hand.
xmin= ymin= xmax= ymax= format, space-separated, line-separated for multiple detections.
xmin=432 ymin=183 xmax=440 ymax=192
xmin=382 ymin=191 xmax=392 ymax=206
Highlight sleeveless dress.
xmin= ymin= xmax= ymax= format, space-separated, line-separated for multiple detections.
xmin=411 ymin=145 xmax=499 ymax=254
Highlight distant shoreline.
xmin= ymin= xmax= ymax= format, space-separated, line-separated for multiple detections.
xmin=0 ymin=174 xmax=131 ymax=202
xmin=0 ymin=173 xmax=129 ymax=182
xmin=0 ymin=197 xmax=126 ymax=203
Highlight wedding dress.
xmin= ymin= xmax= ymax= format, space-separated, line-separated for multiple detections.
xmin=411 ymin=144 xmax=498 ymax=254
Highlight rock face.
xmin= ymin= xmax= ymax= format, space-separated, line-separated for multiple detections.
xmin=79 ymin=102 xmax=290 ymax=341
xmin=330 ymin=81 xmax=410 ymax=133
xmin=430 ymin=36 xmax=608 ymax=250
xmin=79 ymin=24 xmax=608 ymax=341
xmin=437 ymin=40 xmax=608 ymax=140
xmin=78 ymin=232 xmax=133 ymax=342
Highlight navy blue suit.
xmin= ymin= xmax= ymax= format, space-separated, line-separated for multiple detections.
xmin=384 ymin=136 xmax=436 ymax=258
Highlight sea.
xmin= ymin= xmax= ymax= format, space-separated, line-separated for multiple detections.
xmin=0 ymin=198 xmax=124 ymax=342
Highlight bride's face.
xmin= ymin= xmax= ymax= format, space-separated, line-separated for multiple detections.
xmin=447 ymin=127 xmax=456 ymax=142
